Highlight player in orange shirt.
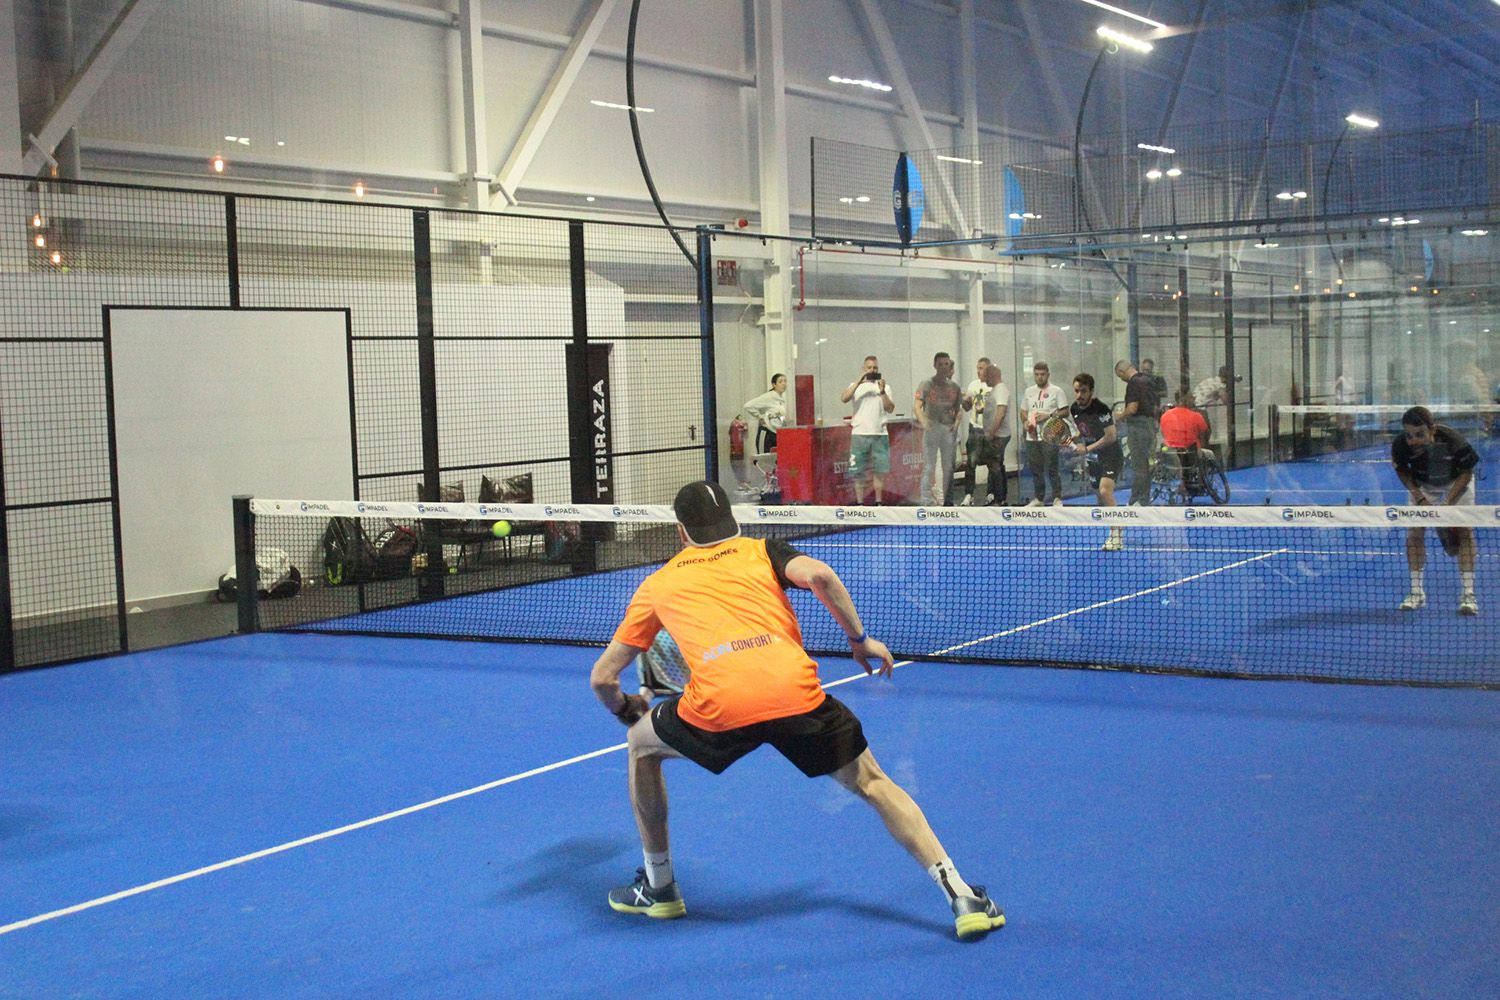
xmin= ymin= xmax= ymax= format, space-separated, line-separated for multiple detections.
xmin=590 ymin=480 xmax=1005 ymax=941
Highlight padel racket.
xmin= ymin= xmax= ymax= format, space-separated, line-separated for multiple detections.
xmin=637 ymin=630 xmax=691 ymax=697
xmin=1040 ymin=414 xmax=1076 ymax=446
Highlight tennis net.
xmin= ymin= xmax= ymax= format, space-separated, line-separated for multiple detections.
xmin=240 ymin=499 xmax=1500 ymax=688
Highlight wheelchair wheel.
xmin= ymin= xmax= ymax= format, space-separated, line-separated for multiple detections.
xmin=1202 ymin=460 xmax=1231 ymax=504
xmin=1148 ymin=458 xmax=1175 ymax=505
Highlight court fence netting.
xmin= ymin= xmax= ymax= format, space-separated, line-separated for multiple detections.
xmin=237 ymin=498 xmax=1500 ymax=689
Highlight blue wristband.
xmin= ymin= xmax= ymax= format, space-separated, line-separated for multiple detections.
xmin=850 ymin=630 xmax=867 ymax=644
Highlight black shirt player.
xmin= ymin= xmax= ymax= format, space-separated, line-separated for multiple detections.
xmin=1070 ymin=373 xmax=1126 ymax=550
xmin=1391 ymin=406 xmax=1480 ymax=615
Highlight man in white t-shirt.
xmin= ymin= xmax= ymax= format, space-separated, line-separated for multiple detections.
xmin=957 ymin=358 xmax=990 ymax=504
xmin=840 ymin=355 xmax=896 ymax=504
xmin=1021 ymin=362 xmax=1069 ymax=505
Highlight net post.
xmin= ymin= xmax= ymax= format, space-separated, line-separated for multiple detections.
xmin=232 ymin=495 xmax=258 ymax=636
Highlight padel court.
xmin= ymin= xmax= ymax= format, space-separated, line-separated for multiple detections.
xmin=4 ymin=626 xmax=1498 ymax=997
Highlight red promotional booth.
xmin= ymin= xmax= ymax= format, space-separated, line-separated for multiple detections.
xmin=776 ymin=419 xmax=922 ymax=505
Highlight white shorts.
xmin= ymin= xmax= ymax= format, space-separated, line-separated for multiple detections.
xmin=1416 ymin=480 xmax=1475 ymax=505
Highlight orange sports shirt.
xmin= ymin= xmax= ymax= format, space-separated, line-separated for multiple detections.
xmin=1159 ymin=406 xmax=1209 ymax=449
xmin=613 ymin=537 xmax=825 ymax=731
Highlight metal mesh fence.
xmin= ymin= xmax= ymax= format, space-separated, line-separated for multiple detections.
xmin=0 ymin=180 xmax=229 ymax=667
xmin=0 ymin=177 xmax=708 ymax=671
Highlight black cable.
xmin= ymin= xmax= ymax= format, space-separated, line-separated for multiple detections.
xmin=626 ymin=0 xmax=698 ymax=272
xmin=1321 ymin=123 xmax=1351 ymax=287
xmin=1071 ymin=43 xmax=1130 ymax=292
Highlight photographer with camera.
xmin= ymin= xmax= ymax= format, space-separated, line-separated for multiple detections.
xmin=841 ymin=355 xmax=896 ymax=504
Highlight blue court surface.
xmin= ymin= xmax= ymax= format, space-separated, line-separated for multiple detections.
xmin=4 ymin=632 xmax=1498 ymax=998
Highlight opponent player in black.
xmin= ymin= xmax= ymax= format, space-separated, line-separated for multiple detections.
xmin=1392 ymin=406 xmax=1480 ymax=615
xmin=1071 ymin=373 xmax=1126 ymax=551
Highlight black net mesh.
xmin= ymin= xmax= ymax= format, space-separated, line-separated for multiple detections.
xmin=247 ymin=500 xmax=1499 ymax=689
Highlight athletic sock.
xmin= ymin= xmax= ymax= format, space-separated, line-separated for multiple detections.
xmin=1410 ymin=569 xmax=1425 ymax=595
xmin=1461 ymin=570 xmax=1475 ymax=595
xmin=927 ymin=857 xmax=975 ymax=902
xmin=643 ymin=850 xmax=674 ymax=889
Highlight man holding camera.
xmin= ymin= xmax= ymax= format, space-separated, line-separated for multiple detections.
xmin=841 ymin=355 xmax=896 ymax=504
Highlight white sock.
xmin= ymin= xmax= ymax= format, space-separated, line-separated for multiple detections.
xmin=643 ymin=850 xmax=673 ymax=889
xmin=927 ymin=857 xmax=975 ymax=901
xmin=1461 ymin=570 xmax=1475 ymax=595
xmin=1410 ymin=570 xmax=1425 ymax=595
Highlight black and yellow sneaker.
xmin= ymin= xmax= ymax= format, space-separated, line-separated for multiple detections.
xmin=608 ymin=868 xmax=687 ymax=919
xmin=952 ymin=887 xmax=1005 ymax=940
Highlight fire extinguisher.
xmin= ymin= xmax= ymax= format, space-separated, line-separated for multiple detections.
xmin=729 ymin=416 xmax=747 ymax=460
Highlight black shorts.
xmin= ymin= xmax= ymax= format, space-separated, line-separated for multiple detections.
xmin=1089 ymin=450 xmax=1124 ymax=485
xmin=651 ymin=694 xmax=868 ymax=777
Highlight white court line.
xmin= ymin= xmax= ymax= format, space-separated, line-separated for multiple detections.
xmin=931 ymin=547 xmax=1290 ymax=657
xmin=0 ymin=744 xmax=626 ymax=937
xmin=1 ymin=548 xmax=1287 ymax=937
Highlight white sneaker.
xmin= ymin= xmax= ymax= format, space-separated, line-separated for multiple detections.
xmin=959 ymin=495 xmax=973 ymax=506
xmin=1459 ymin=592 xmax=1478 ymax=616
xmin=1101 ymin=533 xmax=1124 ymax=552
xmin=1400 ymin=591 xmax=1426 ymax=611
xmin=1052 ymin=498 xmax=1065 ymax=507
xmin=1026 ymin=499 xmax=1044 ymax=508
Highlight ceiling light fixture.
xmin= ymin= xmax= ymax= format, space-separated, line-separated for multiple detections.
xmin=1137 ymin=142 xmax=1175 ymax=154
xmin=590 ymin=99 xmax=654 ymax=112
xmin=935 ymin=154 xmax=983 ymax=165
xmin=1096 ymin=25 xmax=1153 ymax=53
xmin=1165 ymin=166 xmax=1182 ymax=177
xmin=1345 ymin=113 xmax=1379 ymax=129
xmin=1146 ymin=168 xmax=1163 ymax=180
xmin=1076 ymin=0 xmax=1165 ymax=29
xmin=828 ymin=75 xmax=893 ymax=92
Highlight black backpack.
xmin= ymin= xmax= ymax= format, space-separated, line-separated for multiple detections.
xmin=322 ymin=517 xmax=380 ymax=585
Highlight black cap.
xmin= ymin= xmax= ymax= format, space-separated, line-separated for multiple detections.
xmin=673 ymin=480 xmax=740 ymax=547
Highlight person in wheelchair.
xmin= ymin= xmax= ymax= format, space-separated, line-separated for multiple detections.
xmin=1158 ymin=392 xmax=1216 ymax=496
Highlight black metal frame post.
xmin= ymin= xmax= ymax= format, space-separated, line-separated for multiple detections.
xmin=1222 ymin=253 xmax=1237 ymax=468
xmin=225 ymin=194 xmax=240 ymax=309
xmin=1177 ymin=264 xmax=1191 ymax=402
xmin=412 ymin=210 xmax=444 ymax=599
xmin=0 ymin=414 xmax=11 ymax=671
xmin=697 ymin=228 xmax=719 ymax=483
xmin=232 ymin=495 xmax=258 ymax=635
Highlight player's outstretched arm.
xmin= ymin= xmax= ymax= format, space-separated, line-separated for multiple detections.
xmin=591 ymin=639 xmax=650 ymax=724
xmin=783 ymin=555 xmax=895 ymax=677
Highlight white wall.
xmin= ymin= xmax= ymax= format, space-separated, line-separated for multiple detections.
xmin=110 ymin=309 xmax=353 ymax=605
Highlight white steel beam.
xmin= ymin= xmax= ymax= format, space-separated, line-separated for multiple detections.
xmin=852 ymin=0 xmax=971 ymax=241
xmin=753 ymin=0 xmax=794 ymax=402
xmin=0 ymin=0 xmax=21 ymax=175
xmin=491 ymin=0 xmax=617 ymax=208
xmin=456 ymin=0 xmax=491 ymax=209
xmin=21 ymin=0 xmax=165 ymax=177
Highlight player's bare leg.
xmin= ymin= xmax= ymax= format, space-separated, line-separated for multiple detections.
xmin=1457 ymin=528 xmax=1478 ymax=615
xmin=830 ymin=749 xmax=1004 ymax=940
xmin=1402 ymin=527 xmax=1427 ymax=610
xmin=608 ymin=719 xmax=687 ymax=919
